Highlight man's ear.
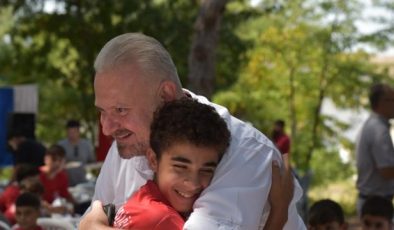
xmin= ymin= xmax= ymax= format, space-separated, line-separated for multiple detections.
xmin=158 ymin=81 xmax=178 ymax=102
xmin=146 ymin=148 xmax=158 ymax=172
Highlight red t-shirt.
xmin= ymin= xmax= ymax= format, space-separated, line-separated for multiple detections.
xmin=274 ymin=133 xmax=290 ymax=154
xmin=39 ymin=170 xmax=71 ymax=203
xmin=114 ymin=180 xmax=184 ymax=230
xmin=0 ymin=184 xmax=20 ymax=224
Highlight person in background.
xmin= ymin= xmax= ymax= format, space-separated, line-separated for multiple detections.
xmin=0 ymin=164 xmax=40 ymax=225
xmin=39 ymin=144 xmax=75 ymax=214
xmin=355 ymin=83 xmax=394 ymax=216
xmin=271 ymin=119 xmax=291 ymax=155
xmin=13 ymin=192 xmax=43 ymax=230
xmin=360 ymin=196 xmax=393 ymax=230
xmin=58 ymin=119 xmax=95 ymax=186
xmin=307 ymin=199 xmax=348 ymax=230
xmin=79 ymin=32 xmax=305 ymax=230
xmin=7 ymin=130 xmax=45 ymax=168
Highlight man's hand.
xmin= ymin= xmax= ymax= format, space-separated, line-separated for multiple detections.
xmin=79 ymin=200 xmax=118 ymax=230
xmin=264 ymin=153 xmax=294 ymax=230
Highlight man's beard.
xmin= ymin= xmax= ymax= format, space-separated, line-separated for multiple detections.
xmin=117 ymin=141 xmax=149 ymax=159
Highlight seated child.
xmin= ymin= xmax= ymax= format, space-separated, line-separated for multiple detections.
xmin=13 ymin=192 xmax=43 ymax=230
xmin=39 ymin=144 xmax=75 ymax=213
xmin=0 ymin=164 xmax=40 ymax=225
xmin=113 ymin=98 xmax=231 ymax=229
xmin=361 ymin=196 xmax=393 ymax=230
xmin=308 ymin=199 xmax=348 ymax=230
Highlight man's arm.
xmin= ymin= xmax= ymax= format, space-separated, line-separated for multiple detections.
xmin=264 ymin=154 xmax=293 ymax=230
xmin=378 ymin=167 xmax=394 ymax=180
xmin=79 ymin=200 xmax=120 ymax=230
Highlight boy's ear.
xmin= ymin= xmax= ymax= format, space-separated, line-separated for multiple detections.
xmin=158 ymin=81 xmax=177 ymax=102
xmin=146 ymin=148 xmax=158 ymax=172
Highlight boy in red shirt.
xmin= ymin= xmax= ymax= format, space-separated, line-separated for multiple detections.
xmin=113 ymin=99 xmax=231 ymax=229
xmin=39 ymin=145 xmax=75 ymax=211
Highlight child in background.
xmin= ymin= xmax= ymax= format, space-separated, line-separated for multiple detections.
xmin=39 ymin=144 xmax=75 ymax=213
xmin=308 ymin=199 xmax=348 ymax=230
xmin=0 ymin=164 xmax=40 ymax=225
xmin=113 ymin=99 xmax=231 ymax=229
xmin=13 ymin=192 xmax=43 ymax=230
xmin=361 ymin=196 xmax=393 ymax=230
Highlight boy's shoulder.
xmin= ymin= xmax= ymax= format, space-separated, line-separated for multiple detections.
xmin=114 ymin=181 xmax=184 ymax=229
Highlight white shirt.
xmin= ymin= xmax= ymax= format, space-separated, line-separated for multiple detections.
xmin=92 ymin=92 xmax=306 ymax=230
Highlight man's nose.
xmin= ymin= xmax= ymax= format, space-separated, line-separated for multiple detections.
xmin=100 ymin=113 xmax=120 ymax=136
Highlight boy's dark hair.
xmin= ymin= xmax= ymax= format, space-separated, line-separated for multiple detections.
xmin=14 ymin=164 xmax=40 ymax=183
xmin=46 ymin=144 xmax=66 ymax=159
xmin=66 ymin=119 xmax=80 ymax=128
xmin=309 ymin=199 xmax=345 ymax=226
xmin=361 ymin=196 xmax=393 ymax=221
xmin=19 ymin=177 xmax=44 ymax=196
xmin=150 ymin=98 xmax=231 ymax=160
xmin=15 ymin=192 xmax=41 ymax=210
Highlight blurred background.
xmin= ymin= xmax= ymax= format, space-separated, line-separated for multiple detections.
xmin=0 ymin=0 xmax=393 ymax=221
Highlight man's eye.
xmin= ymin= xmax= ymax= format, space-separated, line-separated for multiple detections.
xmin=115 ymin=108 xmax=128 ymax=115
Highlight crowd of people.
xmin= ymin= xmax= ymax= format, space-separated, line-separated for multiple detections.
xmin=0 ymin=32 xmax=393 ymax=230
xmin=0 ymin=119 xmax=94 ymax=229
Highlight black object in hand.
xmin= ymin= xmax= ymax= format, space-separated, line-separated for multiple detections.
xmin=103 ymin=203 xmax=116 ymax=226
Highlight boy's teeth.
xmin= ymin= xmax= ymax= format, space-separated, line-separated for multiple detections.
xmin=178 ymin=191 xmax=193 ymax=198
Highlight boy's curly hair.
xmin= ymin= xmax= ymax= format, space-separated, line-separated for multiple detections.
xmin=150 ymin=98 xmax=230 ymax=160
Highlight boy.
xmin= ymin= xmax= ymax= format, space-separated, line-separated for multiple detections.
xmin=0 ymin=164 xmax=40 ymax=225
xmin=308 ymin=199 xmax=348 ymax=230
xmin=13 ymin=192 xmax=43 ymax=230
xmin=39 ymin=145 xmax=75 ymax=211
xmin=361 ymin=196 xmax=393 ymax=230
xmin=113 ymin=98 xmax=231 ymax=229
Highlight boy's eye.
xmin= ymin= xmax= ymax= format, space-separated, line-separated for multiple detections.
xmin=173 ymin=165 xmax=187 ymax=172
xmin=200 ymin=169 xmax=214 ymax=175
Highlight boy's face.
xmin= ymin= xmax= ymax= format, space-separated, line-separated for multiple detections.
xmin=15 ymin=206 xmax=40 ymax=229
xmin=308 ymin=221 xmax=347 ymax=230
xmin=362 ymin=215 xmax=392 ymax=230
xmin=44 ymin=155 xmax=65 ymax=172
xmin=147 ymin=142 xmax=220 ymax=214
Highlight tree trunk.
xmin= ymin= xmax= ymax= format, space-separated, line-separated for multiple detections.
xmin=187 ymin=0 xmax=229 ymax=98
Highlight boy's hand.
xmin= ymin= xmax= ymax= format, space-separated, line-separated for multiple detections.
xmin=79 ymin=200 xmax=118 ymax=230
xmin=264 ymin=153 xmax=294 ymax=230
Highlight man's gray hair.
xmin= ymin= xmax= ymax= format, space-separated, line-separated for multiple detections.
xmin=94 ymin=33 xmax=181 ymax=87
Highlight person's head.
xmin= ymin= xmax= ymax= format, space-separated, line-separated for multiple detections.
xmin=94 ymin=33 xmax=184 ymax=159
xmin=146 ymin=98 xmax=231 ymax=215
xmin=361 ymin=196 xmax=393 ymax=230
xmin=13 ymin=164 xmax=40 ymax=184
xmin=272 ymin=119 xmax=285 ymax=139
xmin=66 ymin=119 xmax=81 ymax=143
xmin=369 ymin=83 xmax=394 ymax=119
xmin=19 ymin=177 xmax=44 ymax=197
xmin=44 ymin=144 xmax=66 ymax=172
xmin=15 ymin=192 xmax=41 ymax=229
xmin=7 ymin=129 xmax=26 ymax=151
xmin=308 ymin=199 xmax=348 ymax=230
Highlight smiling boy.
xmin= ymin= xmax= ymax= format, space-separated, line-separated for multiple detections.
xmin=113 ymin=98 xmax=231 ymax=229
